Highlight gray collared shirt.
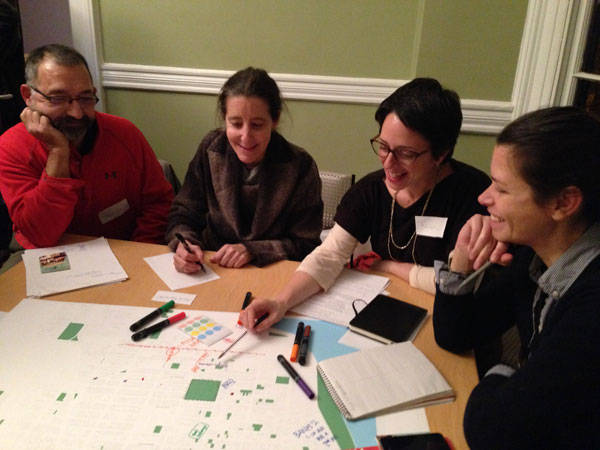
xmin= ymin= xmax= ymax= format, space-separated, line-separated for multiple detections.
xmin=528 ymin=221 xmax=600 ymax=337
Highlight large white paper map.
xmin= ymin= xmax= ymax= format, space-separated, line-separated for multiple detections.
xmin=0 ymin=299 xmax=337 ymax=449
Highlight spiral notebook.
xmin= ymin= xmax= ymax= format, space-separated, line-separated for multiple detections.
xmin=316 ymin=342 xmax=454 ymax=420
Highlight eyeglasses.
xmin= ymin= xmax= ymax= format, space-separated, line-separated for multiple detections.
xmin=29 ymin=86 xmax=99 ymax=108
xmin=370 ymin=136 xmax=429 ymax=165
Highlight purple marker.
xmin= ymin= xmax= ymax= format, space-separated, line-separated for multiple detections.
xmin=277 ymin=354 xmax=315 ymax=400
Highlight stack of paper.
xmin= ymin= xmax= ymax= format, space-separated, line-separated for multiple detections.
xmin=22 ymin=237 xmax=128 ymax=297
xmin=291 ymin=268 xmax=390 ymax=326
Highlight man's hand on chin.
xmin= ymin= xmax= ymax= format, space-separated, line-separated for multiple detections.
xmin=21 ymin=107 xmax=71 ymax=177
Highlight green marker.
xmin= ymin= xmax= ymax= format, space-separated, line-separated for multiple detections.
xmin=129 ymin=300 xmax=175 ymax=332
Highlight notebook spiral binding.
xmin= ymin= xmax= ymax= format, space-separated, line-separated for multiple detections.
xmin=317 ymin=364 xmax=352 ymax=419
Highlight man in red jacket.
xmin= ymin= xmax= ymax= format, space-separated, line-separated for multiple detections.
xmin=0 ymin=44 xmax=173 ymax=261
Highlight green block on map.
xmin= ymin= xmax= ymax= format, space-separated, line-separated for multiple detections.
xmin=57 ymin=323 xmax=83 ymax=340
xmin=185 ymin=379 xmax=220 ymax=401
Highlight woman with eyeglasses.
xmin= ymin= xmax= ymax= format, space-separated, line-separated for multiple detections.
xmin=166 ymin=67 xmax=323 ymax=270
xmin=433 ymin=107 xmax=600 ymax=449
xmin=240 ymin=77 xmax=490 ymax=331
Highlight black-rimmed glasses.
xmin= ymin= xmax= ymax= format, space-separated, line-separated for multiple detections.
xmin=370 ymin=136 xmax=428 ymax=165
xmin=30 ymin=86 xmax=99 ymax=108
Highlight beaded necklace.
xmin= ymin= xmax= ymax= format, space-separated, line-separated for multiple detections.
xmin=386 ymin=168 xmax=439 ymax=264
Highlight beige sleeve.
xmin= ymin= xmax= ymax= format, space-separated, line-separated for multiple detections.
xmin=296 ymin=223 xmax=358 ymax=291
xmin=408 ymin=265 xmax=436 ymax=294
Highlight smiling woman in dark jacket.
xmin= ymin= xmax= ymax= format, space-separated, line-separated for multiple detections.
xmin=166 ymin=67 xmax=322 ymax=270
xmin=433 ymin=106 xmax=600 ymax=450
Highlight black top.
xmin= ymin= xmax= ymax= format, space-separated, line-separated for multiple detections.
xmin=335 ymin=159 xmax=490 ymax=265
xmin=434 ymin=246 xmax=600 ymax=449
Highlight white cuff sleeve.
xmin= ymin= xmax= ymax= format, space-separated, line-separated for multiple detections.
xmin=296 ymin=223 xmax=358 ymax=291
xmin=408 ymin=265 xmax=436 ymax=294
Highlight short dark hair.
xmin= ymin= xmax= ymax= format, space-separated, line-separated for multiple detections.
xmin=25 ymin=44 xmax=92 ymax=87
xmin=217 ymin=67 xmax=283 ymax=122
xmin=375 ymin=78 xmax=462 ymax=162
xmin=498 ymin=106 xmax=600 ymax=222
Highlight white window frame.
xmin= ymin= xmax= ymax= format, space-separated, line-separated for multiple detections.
xmin=513 ymin=0 xmax=597 ymax=117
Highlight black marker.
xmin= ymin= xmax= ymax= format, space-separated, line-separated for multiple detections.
xmin=129 ymin=300 xmax=174 ymax=332
xmin=175 ymin=232 xmax=204 ymax=271
xmin=131 ymin=312 xmax=186 ymax=341
xmin=277 ymin=355 xmax=315 ymax=399
xmin=298 ymin=325 xmax=311 ymax=366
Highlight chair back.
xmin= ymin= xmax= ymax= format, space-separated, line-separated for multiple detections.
xmin=319 ymin=170 xmax=355 ymax=229
xmin=158 ymin=159 xmax=182 ymax=195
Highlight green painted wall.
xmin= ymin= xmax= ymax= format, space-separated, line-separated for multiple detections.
xmin=99 ymin=0 xmax=420 ymax=78
xmin=416 ymin=0 xmax=527 ymax=99
xmin=98 ymin=0 xmax=527 ymax=181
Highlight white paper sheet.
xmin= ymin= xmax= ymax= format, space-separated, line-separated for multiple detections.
xmin=291 ymin=268 xmax=390 ymax=326
xmin=376 ymin=408 xmax=430 ymax=435
xmin=22 ymin=237 xmax=128 ymax=297
xmin=338 ymin=329 xmax=386 ymax=350
xmin=144 ymin=252 xmax=220 ymax=290
xmin=152 ymin=290 xmax=197 ymax=305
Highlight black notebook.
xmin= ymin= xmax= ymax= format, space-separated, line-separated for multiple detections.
xmin=348 ymin=294 xmax=427 ymax=344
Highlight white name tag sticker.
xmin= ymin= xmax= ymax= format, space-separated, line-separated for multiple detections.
xmin=415 ymin=216 xmax=448 ymax=238
xmin=98 ymin=198 xmax=130 ymax=224
xmin=152 ymin=290 xmax=197 ymax=306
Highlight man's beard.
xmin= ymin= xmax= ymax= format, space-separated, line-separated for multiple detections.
xmin=52 ymin=115 xmax=94 ymax=142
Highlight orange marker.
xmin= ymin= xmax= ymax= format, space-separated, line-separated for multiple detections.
xmin=290 ymin=321 xmax=304 ymax=362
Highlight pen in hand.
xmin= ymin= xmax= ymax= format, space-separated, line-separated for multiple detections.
xmin=174 ymin=232 xmax=205 ymax=272
xmin=218 ymin=312 xmax=268 ymax=359
xmin=457 ymin=260 xmax=493 ymax=289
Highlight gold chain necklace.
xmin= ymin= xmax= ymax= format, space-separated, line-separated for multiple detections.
xmin=387 ymin=168 xmax=439 ymax=263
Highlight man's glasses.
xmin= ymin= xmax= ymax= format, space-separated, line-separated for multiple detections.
xmin=30 ymin=86 xmax=99 ymax=108
xmin=370 ymin=136 xmax=428 ymax=165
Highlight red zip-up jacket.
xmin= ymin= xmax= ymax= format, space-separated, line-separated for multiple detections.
xmin=0 ymin=112 xmax=173 ymax=248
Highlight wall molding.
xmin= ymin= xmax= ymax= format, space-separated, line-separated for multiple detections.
xmin=511 ymin=0 xmax=578 ymax=117
xmin=101 ymin=62 xmax=512 ymax=134
xmin=69 ymin=0 xmax=105 ymax=110
xmin=72 ymin=0 xmax=513 ymax=134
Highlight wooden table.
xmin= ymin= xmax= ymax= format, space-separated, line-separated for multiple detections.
xmin=0 ymin=235 xmax=478 ymax=449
